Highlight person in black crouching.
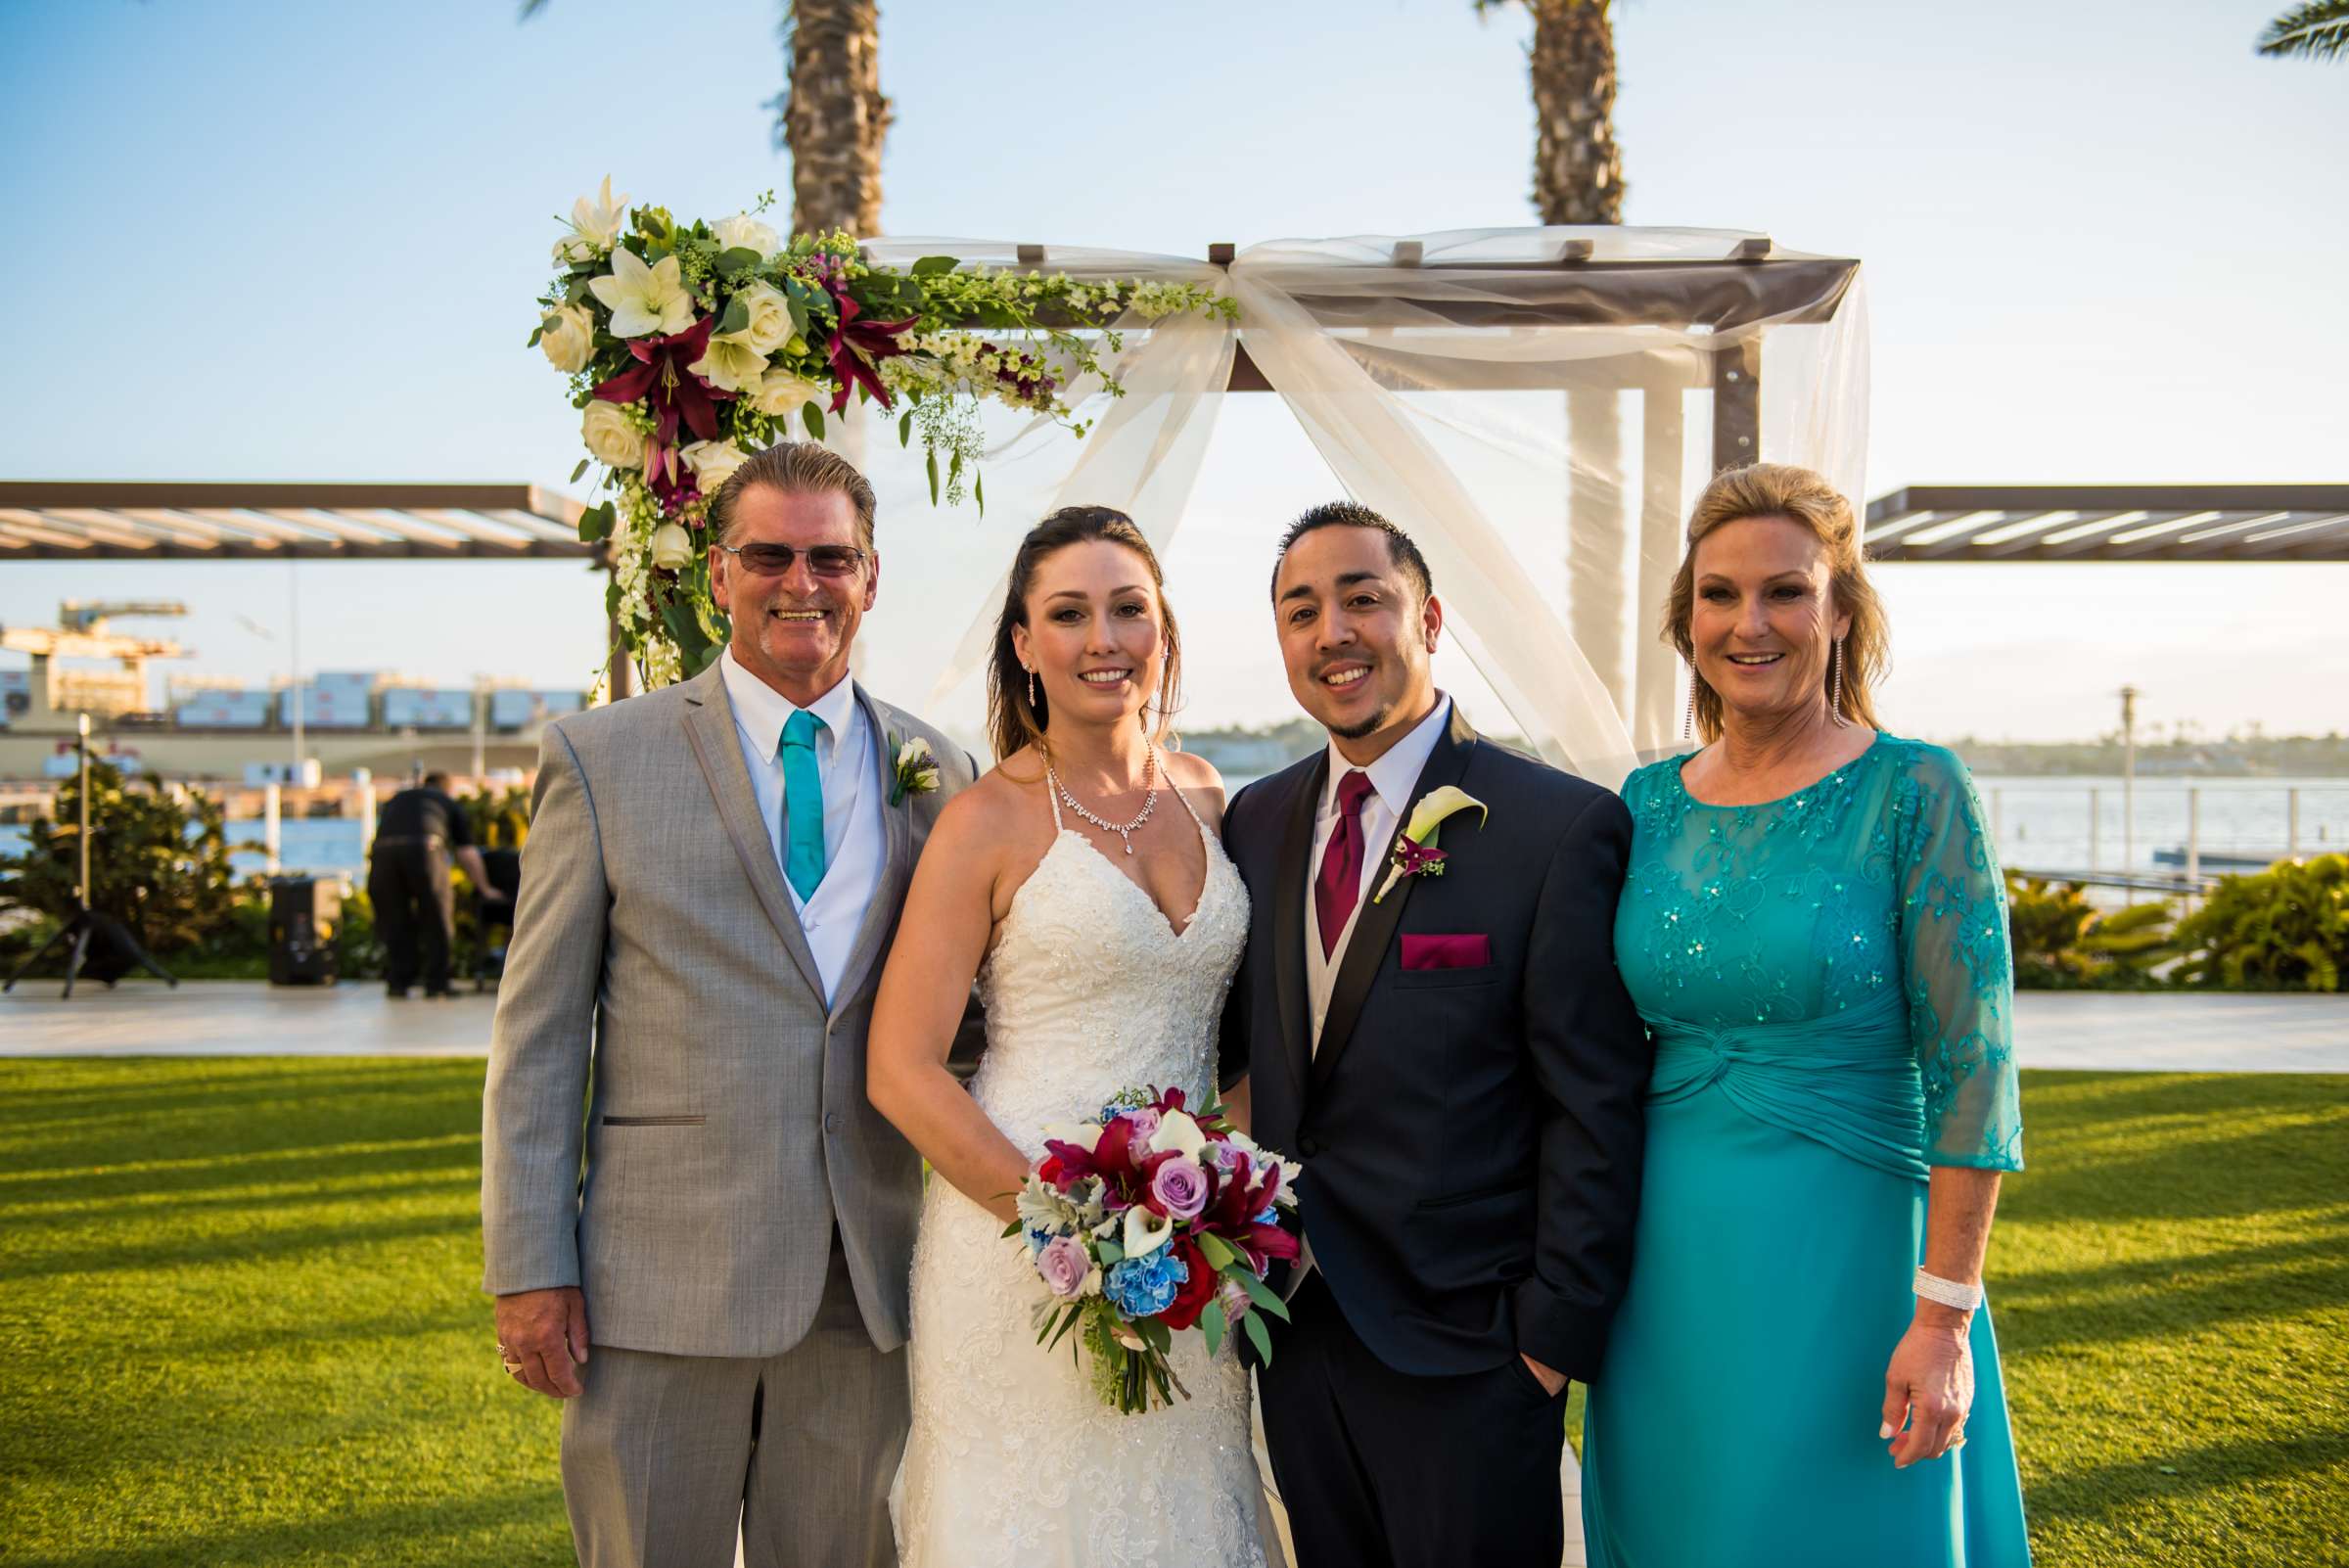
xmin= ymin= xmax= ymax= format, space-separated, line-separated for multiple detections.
xmin=367 ymin=770 xmax=493 ymax=998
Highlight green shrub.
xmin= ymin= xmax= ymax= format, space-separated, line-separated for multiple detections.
xmin=2171 ymin=853 xmax=2349 ymax=992
xmin=2004 ymin=873 xmax=2175 ymax=989
xmin=0 ymin=761 xmax=251 ymax=962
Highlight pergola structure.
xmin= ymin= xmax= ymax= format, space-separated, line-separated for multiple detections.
xmin=1865 ymin=485 xmax=2349 ymax=562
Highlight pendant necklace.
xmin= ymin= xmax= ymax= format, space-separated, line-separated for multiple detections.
xmin=1049 ymin=748 xmax=1160 ymax=855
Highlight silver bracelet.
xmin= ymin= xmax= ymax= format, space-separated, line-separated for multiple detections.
xmin=1913 ymin=1268 xmax=1983 ymax=1313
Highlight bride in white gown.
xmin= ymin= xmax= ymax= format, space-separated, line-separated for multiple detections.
xmin=867 ymin=507 xmax=1277 ymax=1568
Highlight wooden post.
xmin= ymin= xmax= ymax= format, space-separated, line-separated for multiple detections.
xmin=1711 ymin=338 xmax=1761 ymax=473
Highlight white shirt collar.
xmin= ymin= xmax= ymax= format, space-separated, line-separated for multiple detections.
xmin=1321 ymin=694 xmax=1452 ymax=817
xmin=720 ymin=648 xmax=858 ymax=761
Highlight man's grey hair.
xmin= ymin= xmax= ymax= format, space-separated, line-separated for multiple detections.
xmin=708 ymin=441 xmax=878 ymax=550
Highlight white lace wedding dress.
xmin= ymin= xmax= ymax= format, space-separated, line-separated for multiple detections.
xmin=890 ymin=779 xmax=1275 ymax=1568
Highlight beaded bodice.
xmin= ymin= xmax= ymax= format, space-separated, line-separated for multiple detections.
xmin=970 ymin=791 xmax=1251 ymax=1155
xmin=1615 ymin=735 xmax=2023 ymax=1171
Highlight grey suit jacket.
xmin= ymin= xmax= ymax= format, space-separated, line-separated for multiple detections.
xmin=480 ymin=661 xmax=977 ymax=1358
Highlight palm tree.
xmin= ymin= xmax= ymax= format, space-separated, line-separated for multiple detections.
xmin=2259 ymin=1 xmax=2349 ymax=60
xmin=767 ymin=0 xmax=890 ymax=236
xmin=1476 ymin=0 xmax=1624 ymax=224
xmin=520 ymin=1 xmax=889 ymax=236
xmin=1477 ymin=3 xmax=1635 ymax=718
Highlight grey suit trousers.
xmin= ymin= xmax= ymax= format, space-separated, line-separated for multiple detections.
xmin=561 ymin=1232 xmax=907 ymax=1568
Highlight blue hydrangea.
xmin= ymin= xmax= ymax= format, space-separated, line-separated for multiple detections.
xmin=1025 ymin=1223 xmax=1057 ymax=1256
xmin=1104 ymin=1249 xmax=1188 ymax=1318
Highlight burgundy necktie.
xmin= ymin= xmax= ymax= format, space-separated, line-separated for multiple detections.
xmin=1314 ymin=769 xmax=1376 ymax=959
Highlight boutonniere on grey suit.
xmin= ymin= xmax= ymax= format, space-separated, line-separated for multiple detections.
xmin=888 ymin=732 xmax=942 ymax=807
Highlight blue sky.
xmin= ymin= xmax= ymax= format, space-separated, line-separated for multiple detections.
xmin=2 ymin=0 xmax=2342 ymax=741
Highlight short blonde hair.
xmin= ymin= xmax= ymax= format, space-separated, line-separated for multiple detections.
xmin=1663 ymin=463 xmax=1885 ymax=743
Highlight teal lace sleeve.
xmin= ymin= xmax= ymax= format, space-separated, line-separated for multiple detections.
xmin=1893 ymin=744 xmax=2024 ymax=1171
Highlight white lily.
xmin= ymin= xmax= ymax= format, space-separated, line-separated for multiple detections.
xmin=690 ymin=332 xmax=769 ymax=393
xmin=589 ymin=248 xmax=695 ymax=339
xmin=573 ymin=176 xmax=629 ymax=248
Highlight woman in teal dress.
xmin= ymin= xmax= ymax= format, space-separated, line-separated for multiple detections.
xmin=1583 ymin=464 xmax=2032 ymax=1568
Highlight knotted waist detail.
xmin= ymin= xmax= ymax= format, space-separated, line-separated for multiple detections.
xmin=1642 ymin=991 xmax=1928 ymax=1183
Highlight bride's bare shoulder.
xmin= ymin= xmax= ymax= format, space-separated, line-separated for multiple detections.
xmin=1162 ymin=748 xmax=1228 ymax=831
xmin=927 ymin=749 xmax=1055 ymax=861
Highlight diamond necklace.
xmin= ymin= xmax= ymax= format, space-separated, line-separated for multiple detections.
xmin=1048 ymin=747 xmax=1160 ymax=855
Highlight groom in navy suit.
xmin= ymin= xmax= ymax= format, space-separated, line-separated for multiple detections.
xmin=1220 ymin=503 xmax=1651 ymax=1568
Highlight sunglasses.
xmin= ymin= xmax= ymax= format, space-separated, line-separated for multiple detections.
xmin=715 ymin=542 xmax=869 ymax=578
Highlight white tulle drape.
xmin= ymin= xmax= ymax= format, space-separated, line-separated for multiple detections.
xmin=845 ymin=230 xmax=1866 ymax=791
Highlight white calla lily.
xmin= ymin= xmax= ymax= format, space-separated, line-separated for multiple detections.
xmin=1403 ymin=786 xmax=1488 ymax=844
xmin=1146 ymin=1109 xmax=1207 ymax=1160
xmin=1122 ymin=1204 xmax=1173 ymax=1258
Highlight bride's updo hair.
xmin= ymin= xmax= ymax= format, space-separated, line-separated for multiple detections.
xmin=987 ymin=506 xmax=1183 ymax=765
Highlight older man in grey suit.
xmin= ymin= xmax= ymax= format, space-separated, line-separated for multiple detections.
xmin=484 ymin=441 xmax=978 ymax=1568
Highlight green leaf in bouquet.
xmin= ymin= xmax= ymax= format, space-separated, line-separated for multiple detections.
xmin=1093 ymin=1239 xmax=1125 ymax=1266
xmin=1045 ymin=1304 xmax=1083 ymax=1353
xmin=1197 ymin=1232 xmax=1238 ymax=1270
xmin=716 ymin=294 xmax=753 ymax=338
xmin=1242 ymin=1308 xmax=1273 ymax=1363
xmin=1200 ymin=1300 xmax=1226 ymax=1360
xmin=662 ymin=602 xmax=712 ymax=665
xmin=926 ymin=448 xmax=941 ymax=505
xmin=999 ymin=1220 xmax=1022 ymax=1239
xmin=898 ymin=411 xmax=913 ymax=448
xmin=564 ymin=276 xmax=592 ymax=307
xmin=569 ymin=458 xmax=590 ymax=484
xmin=1136 ymin=1316 xmax=1172 ymax=1356
xmin=576 ymin=502 xmax=614 ymax=543
xmin=910 ymin=255 xmax=960 ymax=276
xmin=975 ymin=471 xmax=985 ymax=517
xmin=801 ymin=402 xmax=825 ymax=440
xmin=1222 ymin=1261 xmax=1290 ymax=1322
xmin=527 ymin=324 xmax=545 ymax=348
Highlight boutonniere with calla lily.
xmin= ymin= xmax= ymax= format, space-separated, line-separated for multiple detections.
xmin=889 ymin=733 xmax=942 ymax=807
xmin=1371 ymin=786 xmax=1488 ymax=903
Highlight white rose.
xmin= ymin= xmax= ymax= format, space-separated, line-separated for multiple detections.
xmin=712 ymin=212 xmax=780 ymax=257
xmin=680 ymin=439 xmax=751 ymax=491
xmin=727 ymin=281 xmax=796 ymax=354
xmin=539 ymin=303 xmax=594 ymax=374
xmin=754 ymin=368 xmax=824 ymax=418
xmin=580 ymin=401 xmax=643 ymax=470
xmin=649 ymin=522 xmax=695 ymax=572
xmin=689 ymin=334 xmax=768 ymax=394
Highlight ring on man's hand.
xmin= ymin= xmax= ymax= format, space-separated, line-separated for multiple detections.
xmin=503 ymin=1360 xmax=526 ymax=1376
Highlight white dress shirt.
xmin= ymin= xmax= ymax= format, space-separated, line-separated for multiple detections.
xmin=1303 ymin=694 xmax=1453 ymax=1048
xmin=719 ymin=649 xmax=887 ymax=1002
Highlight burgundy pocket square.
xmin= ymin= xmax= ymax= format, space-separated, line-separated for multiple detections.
xmin=1401 ymin=933 xmax=1491 ymax=970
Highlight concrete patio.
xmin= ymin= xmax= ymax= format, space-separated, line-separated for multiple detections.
xmin=6 ymin=981 xmax=2345 ymax=1072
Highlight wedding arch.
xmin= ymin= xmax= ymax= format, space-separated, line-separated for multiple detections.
xmin=535 ymin=187 xmax=1866 ymax=789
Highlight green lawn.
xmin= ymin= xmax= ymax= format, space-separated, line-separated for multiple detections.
xmin=1 ymin=1061 xmax=2343 ymax=1567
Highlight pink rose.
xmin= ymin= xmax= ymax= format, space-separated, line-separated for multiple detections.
xmin=1035 ymin=1234 xmax=1090 ymax=1299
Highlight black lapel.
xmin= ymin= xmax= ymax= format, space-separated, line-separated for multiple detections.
xmin=1310 ymin=704 xmax=1480 ymax=1095
xmin=1270 ymin=754 xmax=1325 ymax=1103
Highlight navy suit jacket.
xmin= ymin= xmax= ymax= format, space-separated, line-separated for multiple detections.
xmin=1219 ymin=706 xmax=1651 ymax=1381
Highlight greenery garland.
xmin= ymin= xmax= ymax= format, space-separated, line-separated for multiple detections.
xmin=533 ymin=179 xmax=1235 ymax=685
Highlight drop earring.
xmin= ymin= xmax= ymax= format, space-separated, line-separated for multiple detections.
xmin=1682 ymin=669 xmax=1697 ymax=745
xmin=1828 ymin=635 xmax=1849 ymax=725
xmin=1027 ymin=666 xmax=1037 ymax=709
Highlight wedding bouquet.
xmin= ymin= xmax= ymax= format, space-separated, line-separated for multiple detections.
xmin=1007 ymin=1086 xmax=1303 ymax=1415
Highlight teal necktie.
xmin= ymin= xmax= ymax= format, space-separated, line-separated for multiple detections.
xmin=777 ymin=709 xmax=828 ymax=900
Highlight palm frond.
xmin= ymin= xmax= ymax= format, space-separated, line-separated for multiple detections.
xmin=2258 ymin=0 xmax=2349 ymax=60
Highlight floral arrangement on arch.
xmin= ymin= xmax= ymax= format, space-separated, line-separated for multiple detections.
xmin=533 ymin=178 xmax=1236 ymax=687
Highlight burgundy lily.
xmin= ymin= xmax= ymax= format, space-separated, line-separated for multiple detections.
xmin=592 ymin=315 xmax=733 ymax=492
xmin=813 ymin=263 xmax=917 ymax=414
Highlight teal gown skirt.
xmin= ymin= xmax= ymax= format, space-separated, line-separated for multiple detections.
xmin=1581 ymin=1083 xmax=2031 ymax=1567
